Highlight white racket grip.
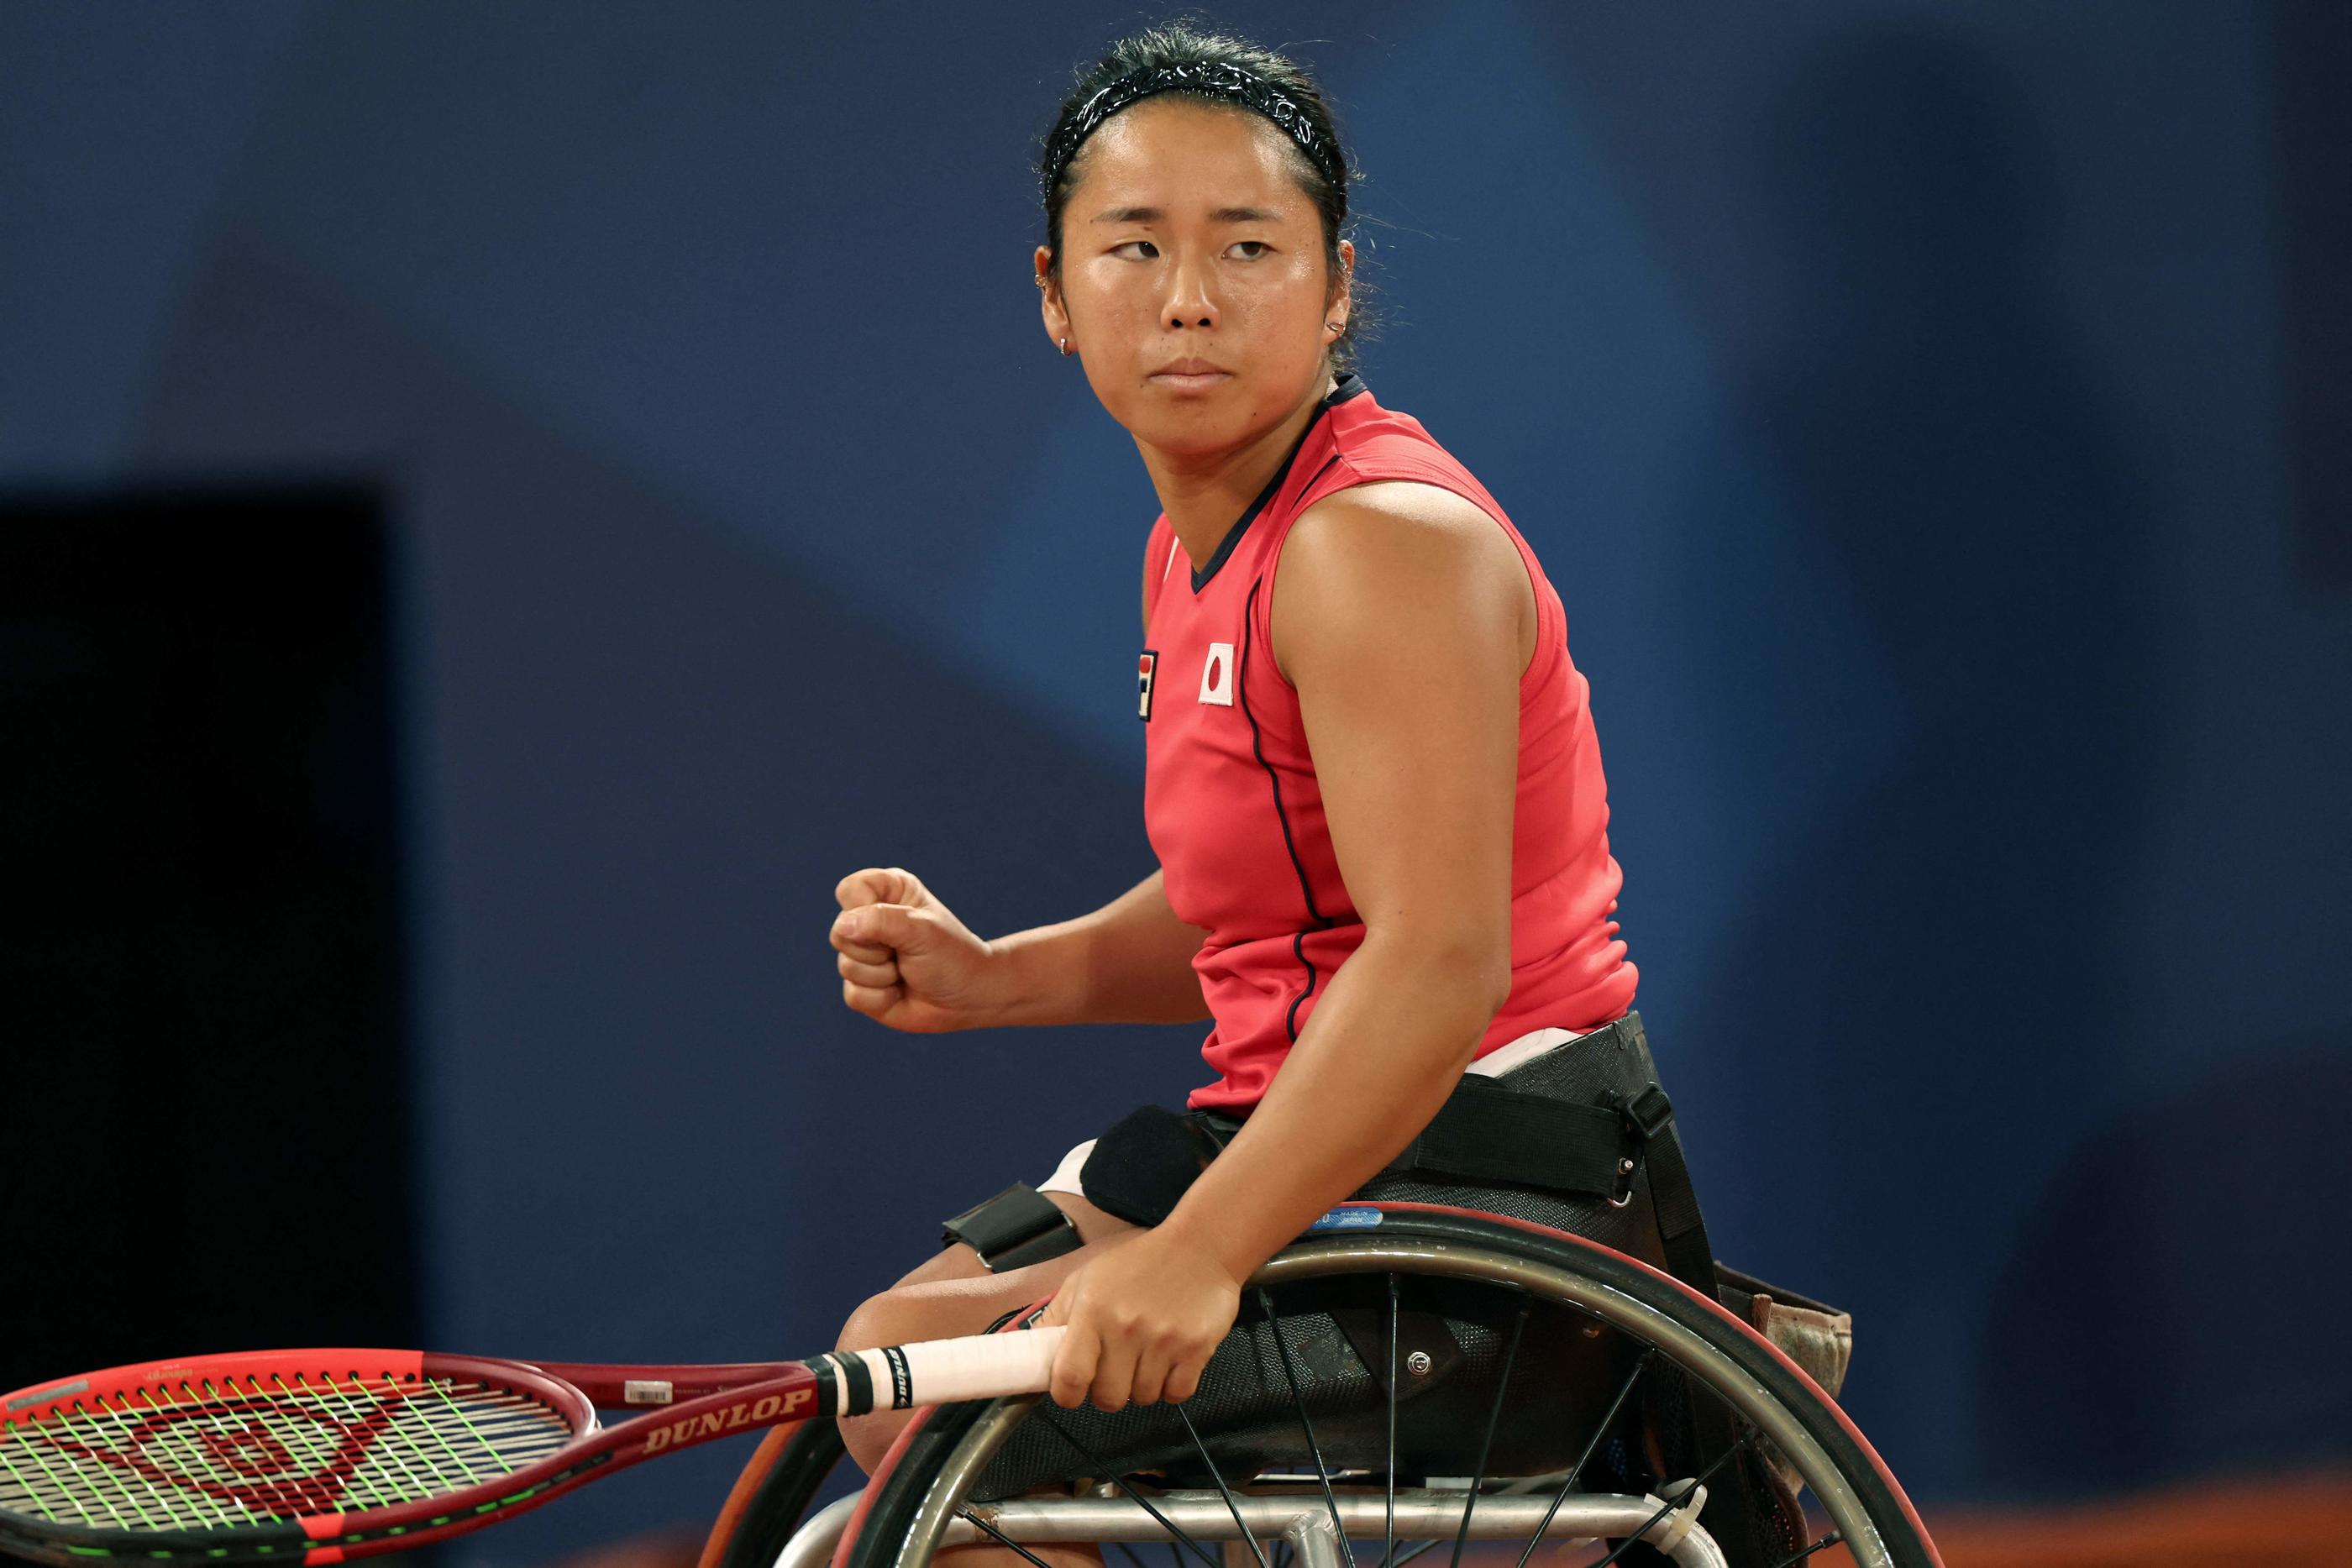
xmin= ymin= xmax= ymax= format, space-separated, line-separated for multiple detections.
xmin=899 ymin=1325 xmax=1065 ymax=1405
xmin=827 ymin=1326 xmax=1065 ymax=1414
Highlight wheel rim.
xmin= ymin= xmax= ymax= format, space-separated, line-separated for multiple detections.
xmin=875 ymin=1228 xmax=1925 ymax=1568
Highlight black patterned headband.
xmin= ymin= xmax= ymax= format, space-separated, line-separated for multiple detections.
xmin=1041 ymin=60 xmax=1345 ymax=208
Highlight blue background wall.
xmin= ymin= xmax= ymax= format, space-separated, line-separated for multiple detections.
xmin=5 ymin=3 xmax=2348 ymax=1560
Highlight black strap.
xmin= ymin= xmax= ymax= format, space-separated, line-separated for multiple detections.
xmin=1611 ymin=1016 xmax=1722 ymax=1303
xmin=1387 ymin=1077 xmax=1631 ymax=1196
xmin=1070 ymin=1015 xmax=1725 ymax=1308
xmin=1592 ymin=1023 xmax=1778 ymax=1561
xmin=940 ymin=1183 xmax=1083 ymax=1272
xmin=1389 ymin=1016 xmax=1724 ymax=1307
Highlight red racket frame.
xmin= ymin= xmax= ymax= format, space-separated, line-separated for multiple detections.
xmin=1 ymin=1348 xmax=825 ymax=1565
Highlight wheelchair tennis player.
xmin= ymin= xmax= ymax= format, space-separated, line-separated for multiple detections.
xmin=822 ymin=24 xmax=1850 ymax=1568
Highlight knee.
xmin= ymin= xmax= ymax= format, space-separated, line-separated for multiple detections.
xmin=831 ymin=1237 xmax=1056 ymax=1474
xmin=837 ymin=1284 xmax=923 ymax=1359
xmin=834 ymin=1286 xmax=932 ymax=1475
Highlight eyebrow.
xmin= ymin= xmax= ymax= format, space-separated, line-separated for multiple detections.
xmin=1089 ymin=204 xmax=1284 ymax=225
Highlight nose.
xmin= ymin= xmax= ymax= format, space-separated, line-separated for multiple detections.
xmin=1163 ymin=250 xmax=1217 ymax=331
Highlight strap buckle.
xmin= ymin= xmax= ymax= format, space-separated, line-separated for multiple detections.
xmin=1605 ymin=1083 xmax=1674 ymax=1208
xmin=1620 ymin=1081 xmax=1675 ymax=1141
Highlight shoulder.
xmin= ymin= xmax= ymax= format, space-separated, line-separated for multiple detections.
xmin=1270 ymin=480 xmax=1533 ymax=681
xmin=1279 ymin=484 xmax=1515 ymax=575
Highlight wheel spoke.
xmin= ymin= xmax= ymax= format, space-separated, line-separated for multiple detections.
xmin=1510 ymin=1348 xmax=1654 ymax=1568
xmin=1445 ymin=1298 xmax=1530 ymax=1568
xmin=1035 ymin=1409 xmax=1221 ymax=1568
xmin=1255 ymin=1286 xmax=1356 ymax=1568
xmin=1173 ymin=1404 xmax=1269 ymax=1568
xmin=1769 ymin=1529 xmax=1844 ymax=1567
xmin=1383 ymin=1273 xmax=1398 ymax=1568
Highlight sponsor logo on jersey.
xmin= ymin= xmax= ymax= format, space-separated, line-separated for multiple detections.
xmin=1198 ymin=642 xmax=1235 ymax=706
xmin=1137 ymin=649 xmax=1158 ymax=721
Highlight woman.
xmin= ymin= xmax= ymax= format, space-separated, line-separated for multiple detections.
xmin=827 ymin=23 xmax=1672 ymax=1477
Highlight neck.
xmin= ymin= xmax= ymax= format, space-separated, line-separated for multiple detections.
xmin=1143 ymin=374 xmax=1340 ymax=575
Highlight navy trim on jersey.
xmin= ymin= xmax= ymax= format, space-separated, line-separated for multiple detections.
xmin=1189 ymin=375 xmax=1370 ymax=594
xmin=1283 ymin=930 xmax=1321 ymax=1042
xmin=1298 ymin=452 xmax=1345 ymax=499
xmin=1238 ymin=575 xmax=1336 ymax=1041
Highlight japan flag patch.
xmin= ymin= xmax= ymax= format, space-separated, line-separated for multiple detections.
xmin=1137 ymin=650 xmax=1158 ymax=721
xmin=1198 ymin=641 xmax=1236 ymax=706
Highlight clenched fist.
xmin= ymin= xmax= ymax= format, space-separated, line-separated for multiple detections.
xmin=830 ymin=867 xmax=1004 ymax=1032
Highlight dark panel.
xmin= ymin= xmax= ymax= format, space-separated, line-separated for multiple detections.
xmin=0 ymin=487 xmax=415 ymax=1393
xmin=2272 ymin=0 xmax=2352 ymax=586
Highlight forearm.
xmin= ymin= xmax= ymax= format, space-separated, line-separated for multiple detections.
xmin=986 ymin=868 xmax=1212 ymax=1027
xmin=1158 ymin=932 xmax=1507 ymax=1281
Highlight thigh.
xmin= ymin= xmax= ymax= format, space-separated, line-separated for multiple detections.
xmin=886 ymin=1189 xmax=1137 ymax=1292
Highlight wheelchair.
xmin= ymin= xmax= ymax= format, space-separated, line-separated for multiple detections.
xmin=702 ymin=1204 xmax=1941 ymax=1568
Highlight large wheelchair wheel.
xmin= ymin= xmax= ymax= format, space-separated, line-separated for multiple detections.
xmin=819 ymin=1206 xmax=1939 ymax=1568
xmin=704 ymin=1418 xmax=849 ymax=1568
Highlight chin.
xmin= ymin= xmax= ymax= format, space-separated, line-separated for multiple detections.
xmin=1132 ymin=406 xmax=1249 ymax=456
xmin=1130 ymin=383 xmax=1261 ymax=436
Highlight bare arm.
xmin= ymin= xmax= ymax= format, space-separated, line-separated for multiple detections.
xmin=989 ymin=868 xmax=1212 ymax=1026
xmin=1042 ymin=482 xmax=1535 ymax=1408
xmin=1161 ymin=483 xmax=1528 ymax=1282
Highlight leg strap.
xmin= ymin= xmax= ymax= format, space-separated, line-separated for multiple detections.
xmin=941 ymin=1183 xmax=1083 ymax=1272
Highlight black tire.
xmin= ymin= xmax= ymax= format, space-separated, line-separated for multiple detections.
xmin=710 ymin=1419 xmax=848 ymax=1568
xmin=841 ymin=1207 xmax=1940 ymax=1568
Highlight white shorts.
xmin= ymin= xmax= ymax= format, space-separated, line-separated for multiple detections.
xmin=1036 ymin=1025 xmax=1588 ymax=1199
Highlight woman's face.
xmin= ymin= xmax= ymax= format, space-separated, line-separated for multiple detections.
xmin=1038 ymin=97 xmax=1351 ymax=459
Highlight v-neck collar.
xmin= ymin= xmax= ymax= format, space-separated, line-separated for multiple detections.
xmin=1187 ymin=373 xmax=1368 ymax=594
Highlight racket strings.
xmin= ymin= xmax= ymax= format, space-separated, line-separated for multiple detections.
xmin=0 ymin=1371 xmax=574 ymax=1534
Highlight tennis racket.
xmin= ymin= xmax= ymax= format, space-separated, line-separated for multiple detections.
xmin=0 ymin=1329 xmax=1063 ymax=1565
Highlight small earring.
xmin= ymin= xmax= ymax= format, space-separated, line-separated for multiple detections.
xmin=1059 ymin=337 xmax=1071 ymax=356
xmin=1326 ymin=322 xmax=1341 ymax=333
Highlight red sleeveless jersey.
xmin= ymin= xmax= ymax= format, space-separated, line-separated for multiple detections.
xmin=1141 ymin=373 xmax=1637 ymax=1111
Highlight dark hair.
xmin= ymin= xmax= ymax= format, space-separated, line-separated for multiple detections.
xmin=1037 ymin=18 xmax=1376 ymax=374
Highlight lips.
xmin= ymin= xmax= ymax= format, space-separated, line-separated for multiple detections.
xmin=1149 ymin=359 xmax=1232 ymax=391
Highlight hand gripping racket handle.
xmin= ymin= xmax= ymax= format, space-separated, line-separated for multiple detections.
xmin=821 ymin=1323 xmax=1064 ymax=1414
